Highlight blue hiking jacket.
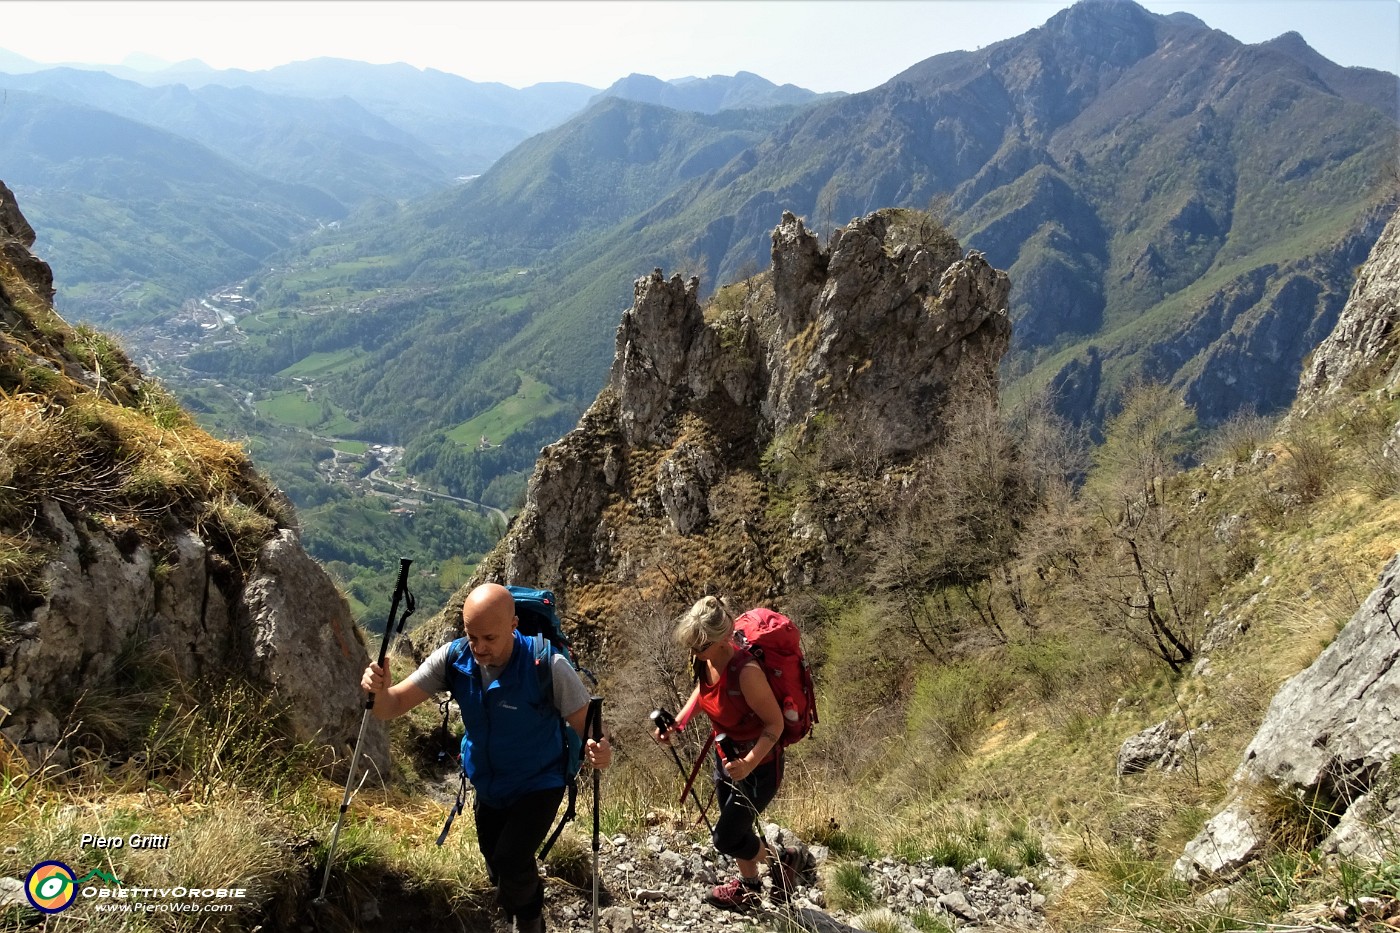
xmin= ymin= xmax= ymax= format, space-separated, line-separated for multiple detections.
xmin=449 ymin=630 xmax=567 ymax=808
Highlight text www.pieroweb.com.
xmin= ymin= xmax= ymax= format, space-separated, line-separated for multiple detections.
xmin=94 ymin=901 xmax=235 ymax=914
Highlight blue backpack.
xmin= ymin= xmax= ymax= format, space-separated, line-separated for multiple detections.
xmin=507 ymin=586 xmax=575 ymax=660
xmin=436 ymin=586 xmax=594 ymax=854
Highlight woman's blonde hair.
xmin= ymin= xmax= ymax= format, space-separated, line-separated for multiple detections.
xmin=674 ymin=595 xmax=733 ymax=652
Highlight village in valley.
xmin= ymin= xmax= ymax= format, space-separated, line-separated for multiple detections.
xmin=119 ymin=278 xmax=508 ymax=526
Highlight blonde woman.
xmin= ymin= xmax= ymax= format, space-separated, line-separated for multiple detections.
xmin=653 ymin=595 xmax=794 ymax=909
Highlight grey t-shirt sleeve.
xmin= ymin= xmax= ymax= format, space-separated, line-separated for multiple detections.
xmin=404 ymin=641 xmax=455 ymax=695
xmin=551 ymin=654 xmax=593 ymax=723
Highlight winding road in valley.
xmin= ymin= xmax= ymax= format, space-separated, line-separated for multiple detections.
xmin=357 ymin=454 xmax=511 ymax=528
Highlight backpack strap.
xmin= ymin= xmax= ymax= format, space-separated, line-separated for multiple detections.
xmin=534 ymin=634 xmax=579 ymax=861
xmin=724 ymin=647 xmax=763 ymax=735
xmin=531 ymin=632 xmax=556 ymax=700
xmin=436 ymin=769 xmax=468 ymax=847
xmin=437 ymin=639 xmax=470 ymax=767
xmin=436 ymin=638 xmax=470 ymax=844
xmin=444 ymin=638 xmax=469 ymax=687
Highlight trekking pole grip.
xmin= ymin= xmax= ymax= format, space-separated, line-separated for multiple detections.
xmin=367 ymin=557 xmax=413 ymax=711
xmin=588 ymin=697 xmax=603 ymax=833
xmin=650 ymin=708 xmax=677 ymax=736
xmin=588 ymin=697 xmax=604 ymax=742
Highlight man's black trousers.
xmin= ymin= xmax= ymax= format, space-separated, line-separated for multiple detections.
xmin=474 ymin=785 xmax=567 ymax=922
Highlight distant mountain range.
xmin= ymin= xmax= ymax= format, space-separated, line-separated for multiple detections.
xmin=0 ymin=87 xmax=344 ymax=319
xmin=1 ymin=53 xmax=835 ymax=190
xmin=590 ymin=70 xmax=844 ymax=113
xmin=1 ymin=0 xmax=1396 ymax=512
xmin=0 ymin=50 xmax=834 ymax=325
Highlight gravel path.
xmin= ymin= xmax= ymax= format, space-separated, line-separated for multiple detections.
xmin=538 ymin=821 xmax=1048 ymax=933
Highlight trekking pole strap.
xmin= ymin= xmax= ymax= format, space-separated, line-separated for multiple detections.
xmin=436 ymin=771 xmax=468 ymax=846
xmin=537 ymin=780 xmax=577 ymax=860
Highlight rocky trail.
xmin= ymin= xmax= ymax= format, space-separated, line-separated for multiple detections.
xmin=533 ymin=820 xmax=1048 ymax=933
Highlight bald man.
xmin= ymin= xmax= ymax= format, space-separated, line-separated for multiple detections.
xmin=362 ymin=583 xmax=611 ymax=933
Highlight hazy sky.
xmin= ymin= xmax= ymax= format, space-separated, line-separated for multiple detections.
xmin=1 ymin=0 xmax=1397 ymax=93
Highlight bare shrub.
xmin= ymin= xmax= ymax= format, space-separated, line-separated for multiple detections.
xmin=1338 ymin=401 xmax=1400 ymax=499
xmin=1202 ymin=408 xmax=1279 ymax=465
xmin=1278 ymin=432 xmax=1340 ymax=504
xmin=1070 ymin=494 xmax=1213 ymax=673
xmin=866 ymin=372 xmax=1063 ymax=653
xmin=1072 ymin=384 xmax=1208 ymax=672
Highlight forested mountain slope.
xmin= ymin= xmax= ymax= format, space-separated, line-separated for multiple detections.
xmin=0 ymin=88 xmax=343 ymax=323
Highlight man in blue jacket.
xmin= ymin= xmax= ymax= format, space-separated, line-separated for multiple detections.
xmin=362 ymin=583 xmax=611 ymax=933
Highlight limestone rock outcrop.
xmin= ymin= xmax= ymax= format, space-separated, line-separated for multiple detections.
xmin=1174 ymin=555 xmax=1400 ymax=881
xmin=1295 ymin=205 xmax=1400 ymax=412
xmin=457 ymin=209 xmax=1010 ymax=653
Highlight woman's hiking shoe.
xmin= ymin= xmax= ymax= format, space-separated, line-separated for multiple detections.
xmin=706 ymin=876 xmax=761 ymax=910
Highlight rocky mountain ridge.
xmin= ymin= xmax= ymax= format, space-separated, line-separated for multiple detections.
xmin=1295 ymin=209 xmax=1400 ymax=414
xmin=413 ymin=206 xmax=1009 ymax=701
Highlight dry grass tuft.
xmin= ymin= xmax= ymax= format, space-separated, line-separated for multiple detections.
xmin=0 ymin=270 xmax=290 ymax=592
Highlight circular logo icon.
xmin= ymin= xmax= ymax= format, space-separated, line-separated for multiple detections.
xmin=25 ymin=861 xmax=78 ymax=913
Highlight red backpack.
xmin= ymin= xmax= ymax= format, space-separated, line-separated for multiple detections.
xmin=733 ymin=608 xmax=818 ymax=748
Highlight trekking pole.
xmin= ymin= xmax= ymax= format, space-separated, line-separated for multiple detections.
xmin=716 ymin=733 xmax=780 ymax=892
xmin=716 ymin=731 xmax=763 ymax=843
xmin=586 ymin=697 xmax=604 ymax=933
xmin=716 ymin=733 xmax=739 ymax=777
xmin=315 ymin=558 xmax=415 ymax=905
xmin=649 ymin=709 xmax=714 ymax=834
xmin=679 ymin=732 xmax=714 ymax=826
